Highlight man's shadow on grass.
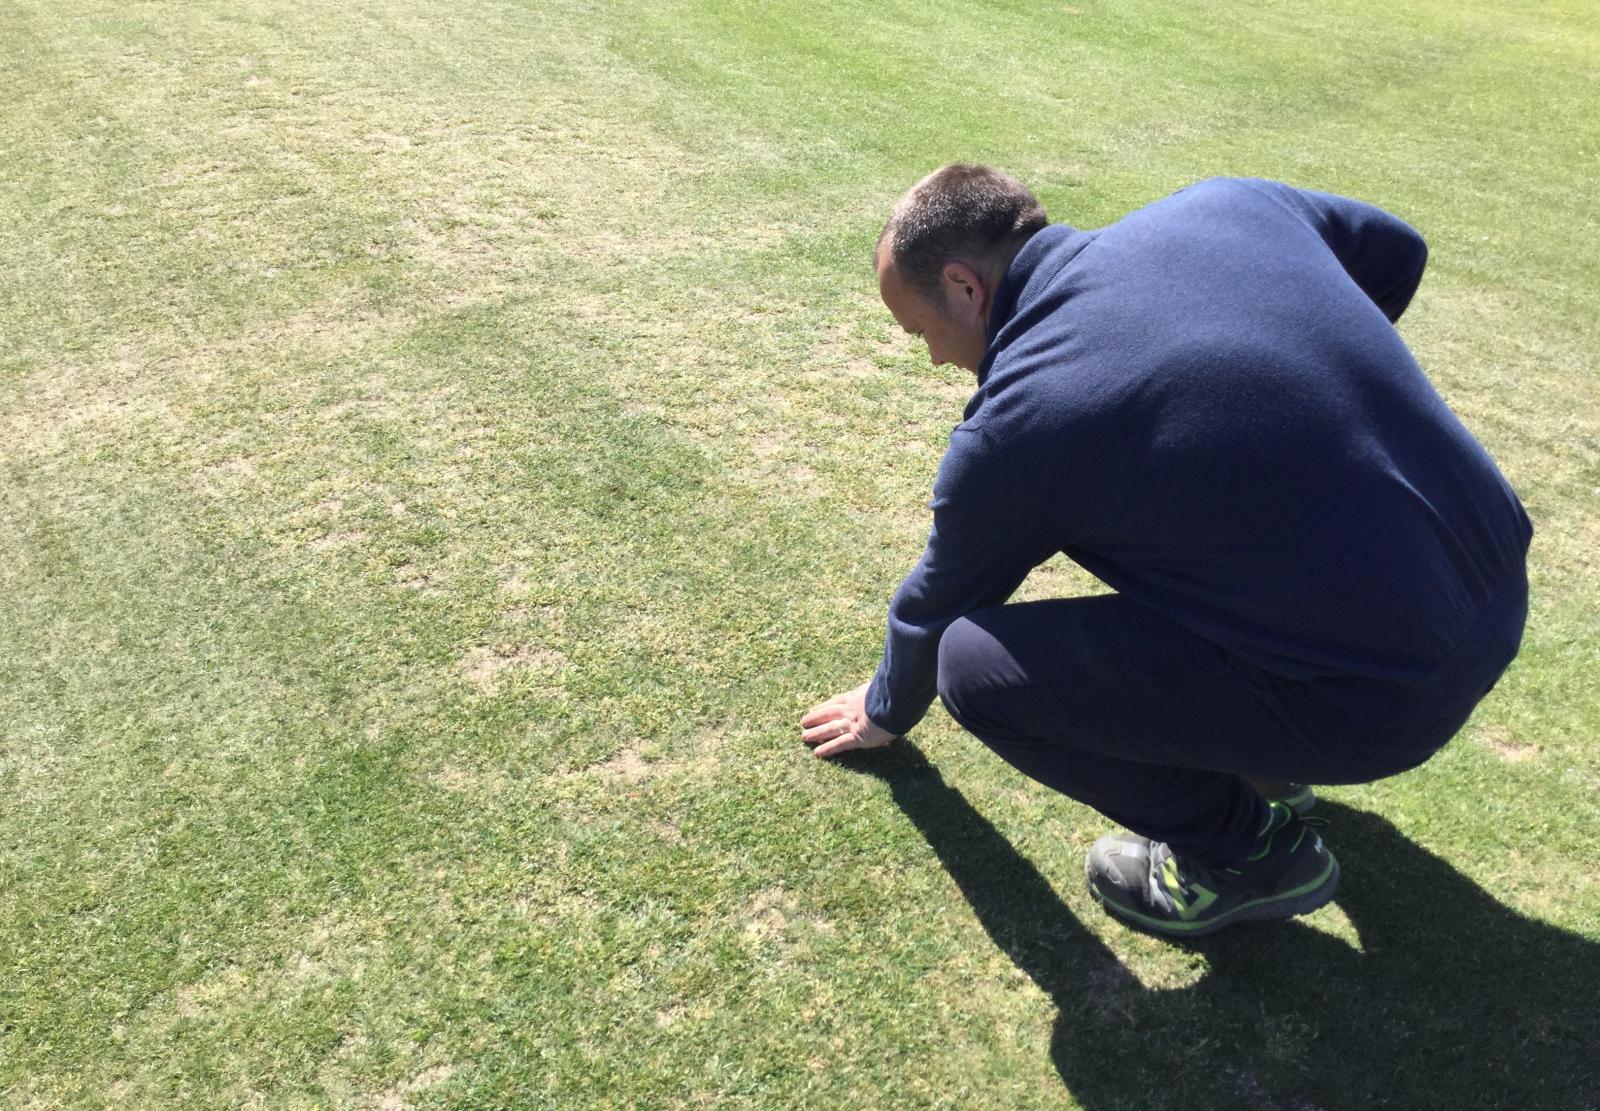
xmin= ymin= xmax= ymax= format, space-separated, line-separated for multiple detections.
xmin=836 ymin=742 xmax=1598 ymax=1111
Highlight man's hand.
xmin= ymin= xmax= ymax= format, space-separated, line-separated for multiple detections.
xmin=800 ymin=682 xmax=898 ymax=758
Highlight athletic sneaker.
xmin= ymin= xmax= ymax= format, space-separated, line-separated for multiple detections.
xmin=1086 ymin=801 xmax=1339 ymax=939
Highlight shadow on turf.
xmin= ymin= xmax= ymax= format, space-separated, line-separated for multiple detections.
xmin=833 ymin=741 xmax=1599 ymax=1111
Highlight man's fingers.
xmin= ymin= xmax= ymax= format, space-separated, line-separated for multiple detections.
xmin=812 ymin=734 xmax=858 ymax=759
xmin=800 ymin=719 xmax=852 ymax=745
xmin=800 ymin=697 xmax=846 ymax=729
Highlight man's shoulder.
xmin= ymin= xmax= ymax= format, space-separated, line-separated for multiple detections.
xmin=1125 ymin=176 xmax=1295 ymax=226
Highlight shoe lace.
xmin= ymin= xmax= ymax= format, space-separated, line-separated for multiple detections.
xmin=1157 ymin=813 xmax=1333 ymax=899
xmin=1223 ymin=813 xmax=1330 ymax=875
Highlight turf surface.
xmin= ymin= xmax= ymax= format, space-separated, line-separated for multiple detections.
xmin=3 ymin=1 xmax=1597 ymax=1107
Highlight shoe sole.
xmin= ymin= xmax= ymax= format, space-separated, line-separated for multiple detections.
xmin=1088 ymin=851 xmax=1340 ymax=940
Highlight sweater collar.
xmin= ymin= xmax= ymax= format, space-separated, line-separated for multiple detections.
xmin=977 ymin=223 xmax=1093 ymax=385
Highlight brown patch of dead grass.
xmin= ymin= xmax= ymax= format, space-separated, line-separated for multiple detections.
xmin=429 ymin=762 xmax=479 ymax=793
xmin=369 ymin=1064 xmax=457 ymax=1111
xmin=551 ymin=740 xmax=668 ymax=786
xmin=593 ymin=743 xmax=654 ymax=785
xmin=458 ymin=643 xmax=566 ymax=692
xmin=392 ymin=560 xmax=436 ymax=590
xmin=1 ymin=380 xmax=184 ymax=460
xmin=310 ymin=530 xmax=368 ymax=552
xmin=1474 ymin=723 xmax=1541 ymax=762
xmin=648 ymin=817 xmax=684 ymax=843
xmin=743 ymin=888 xmax=798 ymax=944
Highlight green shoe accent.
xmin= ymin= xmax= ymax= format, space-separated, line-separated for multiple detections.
xmin=1273 ymin=783 xmax=1317 ymax=817
xmin=1159 ymin=855 xmax=1219 ymax=920
xmin=1248 ymin=778 xmax=1317 ymax=817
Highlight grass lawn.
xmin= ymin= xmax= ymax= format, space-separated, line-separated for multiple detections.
xmin=3 ymin=0 xmax=1597 ymax=1106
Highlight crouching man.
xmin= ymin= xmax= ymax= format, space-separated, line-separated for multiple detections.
xmin=801 ymin=165 xmax=1531 ymax=938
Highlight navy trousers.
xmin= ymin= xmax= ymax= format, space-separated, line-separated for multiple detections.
xmin=935 ymin=584 xmax=1528 ymax=866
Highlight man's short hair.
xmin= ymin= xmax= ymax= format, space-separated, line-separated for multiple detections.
xmin=877 ymin=164 xmax=1049 ymax=300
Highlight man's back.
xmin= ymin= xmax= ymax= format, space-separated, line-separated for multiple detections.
xmin=963 ymin=177 xmax=1532 ymax=688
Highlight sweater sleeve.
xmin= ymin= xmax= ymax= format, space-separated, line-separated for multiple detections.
xmin=1266 ymin=182 xmax=1429 ymax=324
xmin=864 ymin=427 xmax=1055 ymax=737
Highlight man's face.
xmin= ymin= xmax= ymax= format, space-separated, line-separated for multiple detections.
xmin=876 ymin=250 xmax=990 ymax=374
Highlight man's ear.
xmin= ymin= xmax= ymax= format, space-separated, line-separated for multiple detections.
xmin=941 ymin=261 xmax=987 ymax=321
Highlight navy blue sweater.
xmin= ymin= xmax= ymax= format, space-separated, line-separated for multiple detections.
xmin=865 ymin=177 xmax=1532 ymax=737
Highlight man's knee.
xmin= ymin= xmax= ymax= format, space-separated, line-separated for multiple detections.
xmin=936 ymin=615 xmax=991 ymax=728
